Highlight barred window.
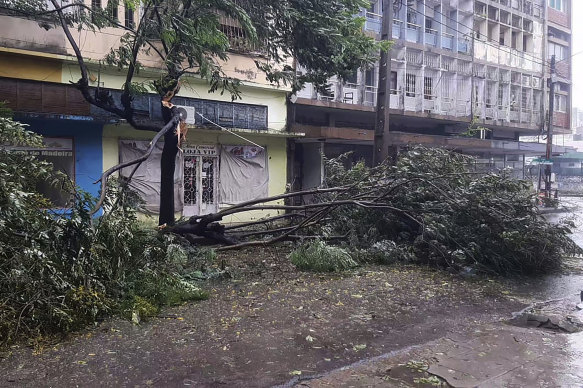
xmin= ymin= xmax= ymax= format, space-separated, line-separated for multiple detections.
xmin=406 ymin=73 xmax=416 ymax=97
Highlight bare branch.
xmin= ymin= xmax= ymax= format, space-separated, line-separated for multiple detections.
xmin=188 ymin=186 xmax=352 ymax=224
xmin=223 ymin=213 xmax=305 ymax=231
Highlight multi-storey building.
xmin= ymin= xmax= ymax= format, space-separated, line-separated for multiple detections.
xmin=546 ymin=0 xmax=572 ymax=131
xmin=0 ymin=4 xmax=294 ymax=221
xmin=290 ymin=0 xmax=573 ymax=190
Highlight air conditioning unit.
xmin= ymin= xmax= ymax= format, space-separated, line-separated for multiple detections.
xmin=175 ymin=105 xmax=196 ymax=125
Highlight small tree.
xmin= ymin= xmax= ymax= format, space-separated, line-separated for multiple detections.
xmin=2 ymin=0 xmax=387 ymax=225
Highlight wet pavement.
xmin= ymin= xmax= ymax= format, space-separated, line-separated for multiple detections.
xmin=294 ymin=197 xmax=583 ymax=388
xmin=3 ymin=200 xmax=583 ymax=387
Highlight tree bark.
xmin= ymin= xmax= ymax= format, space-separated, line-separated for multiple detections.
xmin=159 ymin=105 xmax=179 ymax=226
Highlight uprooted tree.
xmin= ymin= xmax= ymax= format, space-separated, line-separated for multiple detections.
xmin=183 ymin=146 xmax=580 ymax=276
xmin=3 ymin=0 xmax=387 ymax=226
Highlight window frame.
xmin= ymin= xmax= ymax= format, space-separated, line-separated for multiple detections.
xmin=406 ymin=73 xmax=416 ymax=97
xmin=549 ymin=0 xmax=564 ymax=12
xmin=125 ymin=6 xmax=135 ymax=28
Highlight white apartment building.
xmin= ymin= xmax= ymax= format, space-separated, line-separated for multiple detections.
xmin=289 ymin=0 xmax=573 ymax=189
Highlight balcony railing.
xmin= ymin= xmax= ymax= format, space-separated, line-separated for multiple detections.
xmin=441 ymin=33 xmax=454 ymax=50
xmin=364 ymin=11 xmax=382 ymax=34
xmin=425 ymin=28 xmax=437 ymax=46
xmin=406 ymin=23 xmax=421 ymax=43
xmin=458 ymin=39 xmax=470 ymax=54
xmin=393 ymin=20 xmax=403 ymax=39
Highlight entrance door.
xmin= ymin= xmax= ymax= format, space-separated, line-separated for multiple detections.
xmin=183 ymin=146 xmax=219 ymax=217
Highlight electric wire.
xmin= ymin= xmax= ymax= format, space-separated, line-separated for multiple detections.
xmin=399 ymin=0 xmax=547 ymax=68
xmin=195 ymin=112 xmax=265 ymax=149
xmin=402 ymin=0 xmax=547 ymax=66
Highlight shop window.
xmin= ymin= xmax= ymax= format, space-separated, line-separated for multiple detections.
xmin=17 ymin=137 xmax=75 ymax=208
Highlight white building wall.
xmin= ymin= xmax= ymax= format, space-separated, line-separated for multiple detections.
xmin=295 ymin=0 xmax=547 ymax=130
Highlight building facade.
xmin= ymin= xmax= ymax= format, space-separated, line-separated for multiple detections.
xmin=0 ymin=4 xmax=295 ymax=222
xmin=290 ymin=0 xmax=573 ymax=190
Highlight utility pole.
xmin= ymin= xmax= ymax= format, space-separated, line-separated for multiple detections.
xmin=544 ymin=55 xmax=556 ymax=200
xmin=373 ymin=0 xmax=393 ymax=165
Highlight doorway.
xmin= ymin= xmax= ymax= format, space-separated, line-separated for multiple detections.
xmin=183 ymin=146 xmax=219 ymax=216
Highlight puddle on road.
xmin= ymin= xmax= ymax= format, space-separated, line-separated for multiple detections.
xmin=509 ymin=197 xmax=583 ymax=301
xmin=558 ymin=331 xmax=583 ymax=385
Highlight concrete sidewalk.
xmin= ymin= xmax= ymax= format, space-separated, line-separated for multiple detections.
xmin=292 ymin=298 xmax=583 ymax=387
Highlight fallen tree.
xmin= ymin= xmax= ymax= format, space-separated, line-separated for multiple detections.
xmin=165 ymin=146 xmax=581 ymax=276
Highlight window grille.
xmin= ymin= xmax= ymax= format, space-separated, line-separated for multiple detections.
xmin=406 ymin=74 xmax=416 ymax=97
xmin=424 ymin=77 xmax=433 ymax=100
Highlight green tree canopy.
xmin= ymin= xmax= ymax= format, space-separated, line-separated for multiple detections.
xmin=0 ymin=0 xmax=388 ymax=224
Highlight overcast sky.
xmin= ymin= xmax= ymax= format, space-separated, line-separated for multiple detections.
xmin=572 ymin=2 xmax=583 ymax=109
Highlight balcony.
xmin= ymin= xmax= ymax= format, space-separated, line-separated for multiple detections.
xmin=458 ymin=39 xmax=470 ymax=54
xmin=364 ymin=11 xmax=382 ymax=34
xmin=406 ymin=23 xmax=421 ymax=43
xmin=406 ymin=49 xmax=423 ymax=65
xmin=425 ymin=28 xmax=438 ymax=46
xmin=441 ymin=33 xmax=454 ymax=50
xmin=393 ymin=20 xmax=403 ymax=39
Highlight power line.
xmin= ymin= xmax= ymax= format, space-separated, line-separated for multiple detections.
xmin=555 ymin=49 xmax=583 ymax=65
xmin=404 ymin=0 xmax=546 ymax=66
xmin=195 ymin=112 xmax=264 ymax=149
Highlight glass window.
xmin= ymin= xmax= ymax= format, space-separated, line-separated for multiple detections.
xmin=346 ymin=70 xmax=358 ymax=85
xmin=406 ymin=73 xmax=416 ymax=97
xmin=549 ymin=0 xmax=564 ymax=12
xmin=365 ymin=68 xmax=376 ymax=87
xmin=554 ymin=94 xmax=567 ymax=112
xmin=125 ymin=7 xmax=135 ymax=28
xmin=548 ymin=42 xmax=568 ymax=60
xmin=109 ymin=0 xmax=118 ymax=20
xmin=424 ymin=77 xmax=433 ymax=99
xmin=390 ymin=71 xmax=398 ymax=94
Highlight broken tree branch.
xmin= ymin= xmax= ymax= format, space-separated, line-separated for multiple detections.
xmin=223 ymin=213 xmax=305 ymax=231
xmin=91 ymin=112 xmax=180 ymax=214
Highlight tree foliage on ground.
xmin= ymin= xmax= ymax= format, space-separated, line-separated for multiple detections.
xmin=213 ymin=147 xmax=581 ymax=276
xmin=0 ymin=116 xmax=209 ymax=347
xmin=320 ymin=148 xmax=581 ymax=275
xmin=0 ymin=0 xmax=387 ymax=224
xmin=1 ymin=113 xmax=579 ymax=347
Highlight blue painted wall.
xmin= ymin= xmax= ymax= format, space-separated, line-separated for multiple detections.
xmin=19 ymin=117 xmax=103 ymax=199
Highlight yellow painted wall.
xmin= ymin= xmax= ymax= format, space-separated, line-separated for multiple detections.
xmin=102 ymin=124 xmax=288 ymax=223
xmin=0 ymin=52 xmax=62 ymax=83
